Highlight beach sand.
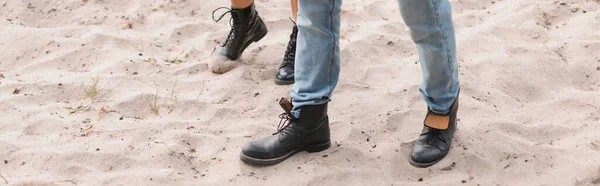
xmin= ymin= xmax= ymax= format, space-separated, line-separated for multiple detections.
xmin=0 ymin=0 xmax=599 ymax=185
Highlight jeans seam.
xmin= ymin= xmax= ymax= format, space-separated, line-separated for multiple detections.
xmin=327 ymin=0 xmax=336 ymax=99
xmin=431 ymin=0 xmax=454 ymax=93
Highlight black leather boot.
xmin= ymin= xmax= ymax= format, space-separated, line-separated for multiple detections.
xmin=212 ymin=3 xmax=268 ymax=60
xmin=274 ymin=26 xmax=298 ymax=85
xmin=241 ymin=98 xmax=330 ymax=165
xmin=410 ymin=92 xmax=460 ymax=168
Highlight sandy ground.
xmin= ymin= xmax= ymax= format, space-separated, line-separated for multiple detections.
xmin=1 ymin=0 xmax=599 ymax=185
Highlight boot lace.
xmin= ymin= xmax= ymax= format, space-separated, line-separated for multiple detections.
xmin=424 ymin=127 xmax=448 ymax=149
xmin=212 ymin=7 xmax=242 ymax=48
xmin=273 ymin=113 xmax=294 ymax=135
xmin=280 ymin=34 xmax=297 ymax=68
xmin=280 ymin=19 xmax=297 ymax=69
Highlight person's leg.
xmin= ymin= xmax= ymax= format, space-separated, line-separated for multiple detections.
xmin=289 ymin=0 xmax=341 ymax=117
xmin=398 ymin=0 xmax=460 ymax=168
xmin=291 ymin=0 xmax=298 ymax=22
xmin=210 ymin=0 xmax=268 ymax=73
xmin=274 ymin=0 xmax=300 ymax=85
xmin=241 ymin=0 xmax=342 ymax=165
xmin=400 ymin=0 xmax=459 ymax=114
xmin=231 ymin=0 xmax=253 ymax=9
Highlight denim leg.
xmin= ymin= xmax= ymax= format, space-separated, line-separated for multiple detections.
xmin=290 ymin=0 xmax=342 ymax=118
xmin=398 ymin=0 xmax=460 ymax=115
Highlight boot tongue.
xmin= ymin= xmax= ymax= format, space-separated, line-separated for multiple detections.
xmin=231 ymin=3 xmax=254 ymax=21
xmin=424 ymin=111 xmax=450 ymax=130
xmin=279 ymin=98 xmax=295 ymax=119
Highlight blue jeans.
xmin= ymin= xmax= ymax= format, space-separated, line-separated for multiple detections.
xmin=291 ymin=0 xmax=460 ymax=117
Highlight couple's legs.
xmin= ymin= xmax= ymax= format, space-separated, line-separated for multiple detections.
xmin=240 ymin=0 xmax=460 ymax=167
xmin=225 ymin=0 xmax=459 ymax=112
xmin=292 ymin=0 xmax=459 ymax=115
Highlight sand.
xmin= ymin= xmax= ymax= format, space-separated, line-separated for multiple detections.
xmin=0 ymin=0 xmax=599 ymax=185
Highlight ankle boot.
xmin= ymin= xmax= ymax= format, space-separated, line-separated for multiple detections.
xmin=212 ymin=3 xmax=268 ymax=60
xmin=241 ymin=98 xmax=330 ymax=165
xmin=274 ymin=25 xmax=298 ymax=85
xmin=410 ymin=92 xmax=460 ymax=168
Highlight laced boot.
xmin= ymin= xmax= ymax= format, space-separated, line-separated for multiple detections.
xmin=410 ymin=91 xmax=460 ymax=168
xmin=210 ymin=3 xmax=268 ymax=73
xmin=274 ymin=25 xmax=298 ymax=85
xmin=241 ymin=98 xmax=330 ymax=165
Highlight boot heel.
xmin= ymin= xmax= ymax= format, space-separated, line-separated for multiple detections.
xmin=252 ymin=17 xmax=268 ymax=43
xmin=253 ymin=24 xmax=268 ymax=43
xmin=306 ymin=141 xmax=331 ymax=153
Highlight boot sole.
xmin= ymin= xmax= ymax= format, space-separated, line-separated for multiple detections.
xmin=408 ymin=154 xmax=445 ymax=168
xmin=274 ymin=78 xmax=294 ymax=85
xmin=240 ymin=141 xmax=330 ymax=165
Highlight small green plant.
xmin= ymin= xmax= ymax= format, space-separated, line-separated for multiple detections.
xmin=149 ymin=84 xmax=159 ymax=115
xmin=164 ymin=57 xmax=183 ymax=64
xmin=163 ymin=51 xmax=186 ymax=64
xmin=165 ymin=80 xmax=179 ymax=113
xmin=167 ymin=80 xmax=179 ymax=104
xmin=82 ymin=77 xmax=114 ymax=102
xmin=83 ymin=77 xmax=100 ymax=99
xmin=64 ymin=104 xmax=92 ymax=114
xmin=80 ymin=123 xmax=94 ymax=137
xmin=144 ymin=57 xmax=159 ymax=66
